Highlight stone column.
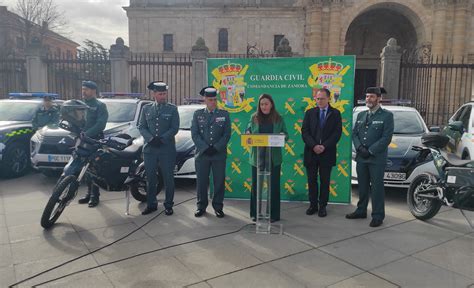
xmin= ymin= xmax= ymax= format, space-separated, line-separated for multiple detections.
xmin=380 ymin=38 xmax=402 ymax=98
xmin=25 ymin=40 xmax=48 ymax=92
xmin=305 ymin=1 xmax=323 ymax=56
xmin=191 ymin=37 xmax=209 ymax=97
xmin=431 ymin=0 xmax=449 ymax=58
xmin=452 ymin=0 xmax=469 ymax=62
xmin=327 ymin=0 xmax=342 ymax=55
xmin=110 ymin=37 xmax=131 ymax=93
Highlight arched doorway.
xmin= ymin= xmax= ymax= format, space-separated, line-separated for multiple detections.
xmin=345 ymin=5 xmax=420 ymax=101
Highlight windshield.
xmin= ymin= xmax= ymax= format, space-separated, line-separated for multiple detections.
xmin=353 ymin=110 xmax=425 ymax=134
xmin=104 ymin=102 xmax=137 ymax=122
xmin=178 ymin=106 xmax=202 ymax=129
xmin=0 ymin=102 xmax=40 ymax=121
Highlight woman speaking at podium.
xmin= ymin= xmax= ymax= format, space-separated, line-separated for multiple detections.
xmin=246 ymin=94 xmax=288 ymax=222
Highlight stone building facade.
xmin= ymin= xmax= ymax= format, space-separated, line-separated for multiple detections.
xmin=125 ymin=0 xmax=473 ymax=61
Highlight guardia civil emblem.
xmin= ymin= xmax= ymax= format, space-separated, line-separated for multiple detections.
xmin=304 ymin=58 xmax=351 ymax=113
xmin=211 ymin=62 xmax=253 ymax=113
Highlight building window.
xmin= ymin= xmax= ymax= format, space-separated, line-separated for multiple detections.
xmin=16 ymin=37 xmax=24 ymax=49
xmin=66 ymin=50 xmax=73 ymax=59
xmin=274 ymin=34 xmax=285 ymax=51
xmin=218 ymin=28 xmax=228 ymax=52
xmin=163 ymin=34 xmax=174 ymax=51
xmin=55 ymin=47 xmax=61 ymax=56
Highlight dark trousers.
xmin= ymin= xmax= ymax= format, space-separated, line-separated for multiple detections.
xmin=306 ymin=162 xmax=332 ymax=207
xmin=195 ymin=156 xmax=226 ymax=211
xmin=250 ymin=165 xmax=281 ymax=221
xmin=355 ymin=162 xmax=385 ymax=220
xmin=64 ymin=156 xmax=99 ymax=198
xmin=143 ymin=151 xmax=176 ymax=209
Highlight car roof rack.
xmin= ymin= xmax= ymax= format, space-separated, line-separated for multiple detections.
xmin=184 ymin=97 xmax=204 ymax=104
xmin=8 ymin=92 xmax=60 ymax=100
xmin=99 ymin=92 xmax=145 ymax=99
xmin=356 ymin=99 xmax=412 ymax=106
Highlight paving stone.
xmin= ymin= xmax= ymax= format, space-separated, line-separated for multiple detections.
xmin=413 ymin=236 xmax=474 ymax=280
xmin=372 ymin=256 xmax=473 ymax=288
xmin=327 ymin=272 xmax=398 ymax=288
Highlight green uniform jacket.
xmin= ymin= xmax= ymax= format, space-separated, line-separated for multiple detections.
xmin=246 ymin=118 xmax=288 ymax=167
xmin=83 ymin=98 xmax=108 ymax=138
xmin=138 ymin=102 xmax=179 ymax=153
xmin=352 ymin=107 xmax=394 ymax=164
xmin=31 ymin=105 xmax=60 ymax=130
xmin=191 ymin=108 xmax=231 ymax=160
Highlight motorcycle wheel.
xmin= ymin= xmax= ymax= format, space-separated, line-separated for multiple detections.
xmin=130 ymin=172 xmax=163 ymax=202
xmin=407 ymin=173 xmax=442 ymax=220
xmin=41 ymin=175 xmax=79 ymax=229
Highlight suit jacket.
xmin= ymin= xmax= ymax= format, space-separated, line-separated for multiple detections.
xmin=352 ymin=107 xmax=394 ymax=164
xmin=138 ymin=102 xmax=179 ymax=154
xmin=302 ymin=105 xmax=342 ymax=167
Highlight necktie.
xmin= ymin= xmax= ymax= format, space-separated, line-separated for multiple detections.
xmin=320 ymin=109 xmax=326 ymax=128
xmin=208 ymin=111 xmax=214 ymax=125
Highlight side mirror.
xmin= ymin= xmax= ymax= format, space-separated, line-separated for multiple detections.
xmin=429 ymin=126 xmax=440 ymax=132
xmin=448 ymin=121 xmax=464 ymax=133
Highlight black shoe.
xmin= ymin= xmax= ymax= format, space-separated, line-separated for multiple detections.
xmin=88 ymin=197 xmax=99 ymax=208
xmin=141 ymin=207 xmax=157 ymax=215
xmin=318 ymin=206 xmax=327 ymax=217
xmin=251 ymin=217 xmax=256 ymax=222
xmin=78 ymin=195 xmax=90 ymax=204
xmin=165 ymin=208 xmax=173 ymax=216
xmin=345 ymin=211 xmax=367 ymax=219
xmin=369 ymin=219 xmax=383 ymax=227
xmin=306 ymin=204 xmax=318 ymax=215
xmin=194 ymin=209 xmax=206 ymax=217
xmin=215 ymin=210 xmax=225 ymax=218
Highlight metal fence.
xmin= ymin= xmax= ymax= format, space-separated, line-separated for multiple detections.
xmin=129 ymin=53 xmax=192 ymax=105
xmin=46 ymin=52 xmax=111 ymax=100
xmin=399 ymin=56 xmax=474 ymax=126
xmin=0 ymin=55 xmax=27 ymax=99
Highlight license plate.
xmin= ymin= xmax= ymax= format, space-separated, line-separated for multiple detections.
xmin=47 ymin=155 xmax=71 ymax=163
xmin=384 ymin=172 xmax=406 ymax=180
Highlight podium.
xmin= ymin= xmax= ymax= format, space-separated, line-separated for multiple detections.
xmin=241 ymin=134 xmax=285 ymax=234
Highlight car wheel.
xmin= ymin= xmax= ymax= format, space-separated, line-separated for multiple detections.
xmin=462 ymin=151 xmax=470 ymax=160
xmin=1 ymin=143 xmax=30 ymax=178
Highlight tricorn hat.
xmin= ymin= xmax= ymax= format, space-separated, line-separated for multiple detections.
xmin=199 ymin=86 xmax=217 ymax=98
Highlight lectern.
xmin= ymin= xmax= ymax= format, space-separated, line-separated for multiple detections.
xmin=241 ymin=134 xmax=285 ymax=234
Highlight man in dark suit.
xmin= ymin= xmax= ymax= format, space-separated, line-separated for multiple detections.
xmin=302 ymin=88 xmax=342 ymax=217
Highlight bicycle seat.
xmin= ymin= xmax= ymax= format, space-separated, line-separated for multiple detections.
xmin=440 ymin=150 xmax=474 ymax=167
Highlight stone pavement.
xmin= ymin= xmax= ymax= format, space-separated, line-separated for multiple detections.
xmin=0 ymin=172 xmax=473 ymax=287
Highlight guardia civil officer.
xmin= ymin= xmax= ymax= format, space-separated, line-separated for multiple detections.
xmin=77 ymin=80 xmax=109 ymax=207
xmin=32 ymin=95 xmax=60 ymax=131
xmin=138 ymin=81 xmax=179 ymax=216
xmin=191 ymin=86 xmax=231 ymax=218
xmin=346 ymin=87 xmax=394 ymax=227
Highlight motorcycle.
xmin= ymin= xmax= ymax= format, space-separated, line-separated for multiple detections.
xmin=40 ymin=121 xmax=162 ymax=229
xmin=407 ymin=121 xmax=474 ymax=229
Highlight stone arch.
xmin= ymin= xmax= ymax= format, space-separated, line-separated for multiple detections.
xmin=341 ymin=1 xmax=432 ymax=53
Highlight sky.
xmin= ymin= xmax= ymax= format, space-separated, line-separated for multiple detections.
xmin=0 ymin=0 xmax=129 ymax=47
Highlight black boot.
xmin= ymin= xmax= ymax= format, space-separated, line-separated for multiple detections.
xmin=78 ymin=194 xmax=90 ymax=204
xmin=88 ymin=184 xmax=100 ymax=208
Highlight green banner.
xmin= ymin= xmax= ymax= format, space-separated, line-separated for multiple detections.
xmin=207 ymin=56 xmax=355 ymax=203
